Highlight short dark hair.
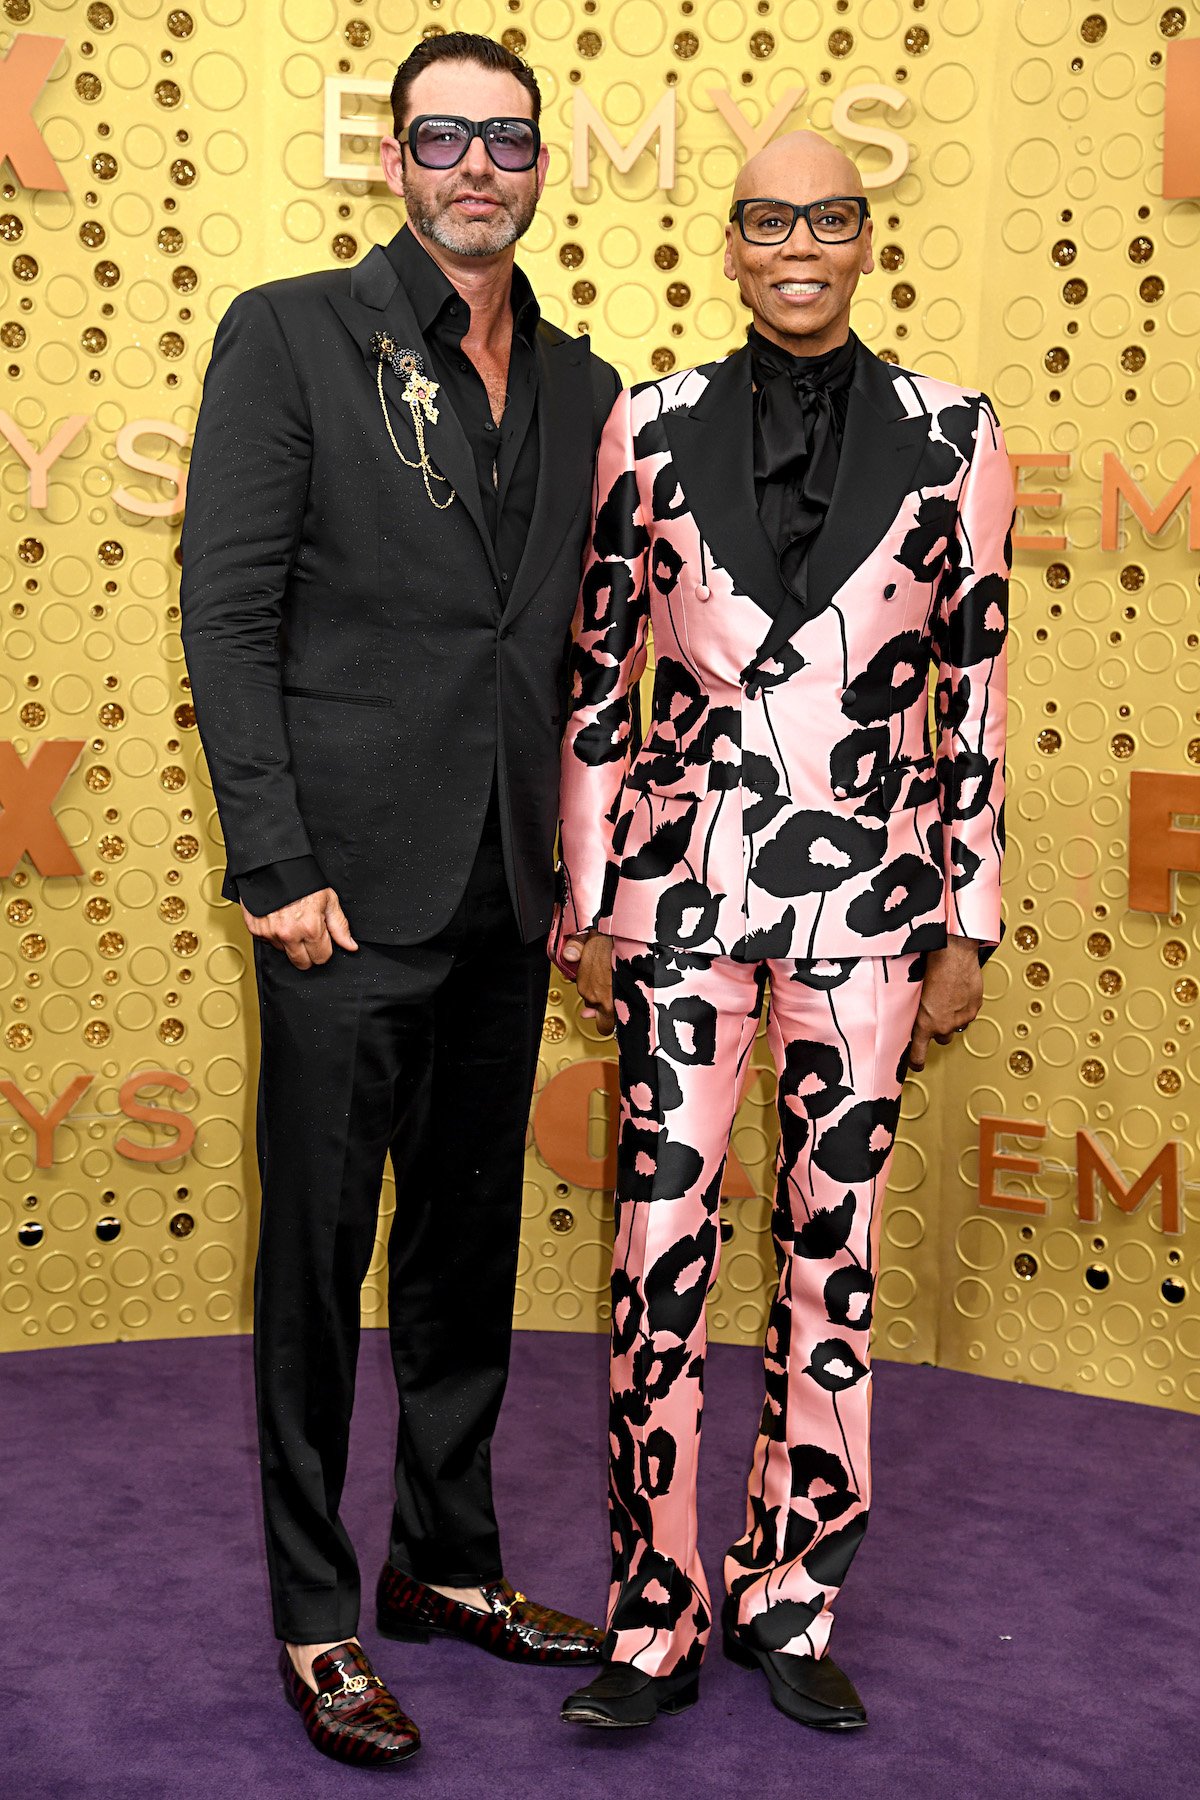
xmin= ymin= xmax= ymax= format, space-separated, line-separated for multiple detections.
xmin=390 ymin=33 xmax=542 ymax=135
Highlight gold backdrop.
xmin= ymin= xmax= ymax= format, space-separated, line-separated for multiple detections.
xmin=1 ymin=0 xmax=1197 ymax=1414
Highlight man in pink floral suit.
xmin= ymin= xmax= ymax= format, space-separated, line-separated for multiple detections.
xmin=555 ymin=132 xmax=1012 ymax=1733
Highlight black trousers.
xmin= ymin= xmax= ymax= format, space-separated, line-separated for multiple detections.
xmin=251 ymin=818 xmax=549 ymax=1642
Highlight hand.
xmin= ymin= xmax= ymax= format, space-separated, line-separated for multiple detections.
xmin=241 ymin=887 xmax=359 ymax=970
xmin=908 ymin=935 xmax=983 ymax=1072
xmin=575 ymin=932 xmax=615 ymax=1036
xmin=555 ymin=930 xmax=591 ymax=981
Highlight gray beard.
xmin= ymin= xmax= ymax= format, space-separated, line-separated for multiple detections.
xmin=403 ymin=185 xmax=536 ymax=258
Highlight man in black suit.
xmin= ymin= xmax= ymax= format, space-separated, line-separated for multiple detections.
xmin=181 ymin=33 xmax=618 ymax=1767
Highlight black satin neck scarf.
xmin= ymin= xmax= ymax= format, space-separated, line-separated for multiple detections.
xmin=749 ymin=326 xmax=859 ymax=603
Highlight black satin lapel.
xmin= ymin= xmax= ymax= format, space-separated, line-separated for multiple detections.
xmin=662 ymin=346 xmax=792 ymax=623
xmin=805 ymin=344 xmax=929 ymax=607
xmin=501 ymin=331 xmax=592 ymax=626
xmin=750 ymin=585 xmax=818 ymax=678
xmin=329 ymin=250 xmax=498 ymax=578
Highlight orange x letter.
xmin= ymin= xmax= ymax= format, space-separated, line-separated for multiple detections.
xmin=0 ymin=35 xmax=68 ymax=193
xmin=0 ymin=740 xmax=84 ymax=876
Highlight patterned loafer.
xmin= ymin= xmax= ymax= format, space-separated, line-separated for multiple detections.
xmin=279 ymin=1640 xmax=421 ymax=1767
xmin=375 ymin=1565 xmax=603 ymax=1665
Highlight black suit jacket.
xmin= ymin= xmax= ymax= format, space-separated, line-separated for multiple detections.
xmin=180 ymin=234 xmax=620 ymax=943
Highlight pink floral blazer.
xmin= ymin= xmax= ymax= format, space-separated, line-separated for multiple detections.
xmin=556 ymin=341 xmax=1012 ymax=962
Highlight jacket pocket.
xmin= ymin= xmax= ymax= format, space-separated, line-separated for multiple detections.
xmin=628 ymin=710 xmax=714 ymax=802
xmin=629 ymin=755 xmax=708 ymax=802
xmin=282 ymin=686 xmax=393 ymax=709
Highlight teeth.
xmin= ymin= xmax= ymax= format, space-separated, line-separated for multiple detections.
xmin=778 ymin=282 xmax=825 ymax=295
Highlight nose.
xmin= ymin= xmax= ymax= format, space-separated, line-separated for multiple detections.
xmin=780 ymin=231 xmax=819 ymax=262
xmin=462 ymin=133 xmax=493 ymax=178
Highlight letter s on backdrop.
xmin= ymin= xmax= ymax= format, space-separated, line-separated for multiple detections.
xmin=829 ymin=83 xmax=910 ymax=188
xmin=114 ymin=1070 xmax=198 ymax=1163
xmin=114 ymin=419 xmax=189 ymax=519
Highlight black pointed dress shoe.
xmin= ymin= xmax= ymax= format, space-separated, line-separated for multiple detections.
xmin=723 ymin=1600 xmax=866 ymax=1730
xmin=278 ymin=1641 xmax=421 ymax=1766
xmin=561 ymin=1659 xmax=700 ymax=1729
xmin=376 ymin=1564 xmax=603 ymax=1665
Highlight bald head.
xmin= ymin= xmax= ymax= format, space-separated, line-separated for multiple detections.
xmin=734 ymin=130 xmax=865 ymax=207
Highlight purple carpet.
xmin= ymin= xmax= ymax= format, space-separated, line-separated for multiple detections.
xmin=2 ymin=1330 xmax=1196 ymax=1799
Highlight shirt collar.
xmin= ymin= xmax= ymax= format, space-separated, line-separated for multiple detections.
xmin=747 ymin=324 xmax=858 ymax=387
xmin=385 ymin=224 xmax=541 ymax=347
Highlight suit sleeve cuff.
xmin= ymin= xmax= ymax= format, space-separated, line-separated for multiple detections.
xmin=236 ymin=855 xmax=326 ymax=917
xmin=952 ymin=921 xmax=1005 ymax=966
xmin=978 ymin=918 xmax=1005 ymax=966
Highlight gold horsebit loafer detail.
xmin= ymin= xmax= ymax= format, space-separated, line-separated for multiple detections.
xmin=278 ymin=1640 xmax=421 ymax=1766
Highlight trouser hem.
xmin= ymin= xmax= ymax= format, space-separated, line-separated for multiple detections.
xmin=384 ymin=1556 xmax=506 ymax=1588
xmin=273 ymin=1605 xmax=361 ymax=1645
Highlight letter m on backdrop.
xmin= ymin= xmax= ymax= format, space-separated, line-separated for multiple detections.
xmin=571 ymin=92 xmax=676 ymax=190
xmin=0 ymin=36 xmax=68 ymax=192
xmin=1101 ymin=453 xmax=1200 ymax=552
xmin=0 ymin=741 xmax=84 ymax=876
xmin=1076 ymin=1132 xmax=1183 ymax=1237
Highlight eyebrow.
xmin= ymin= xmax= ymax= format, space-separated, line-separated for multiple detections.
xmin=740 ymin=194 xmax=862 ymax=206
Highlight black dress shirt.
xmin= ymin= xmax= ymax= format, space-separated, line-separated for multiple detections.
xmin=749 ymin=325 xmax=857 ymax=600
xmin=237 ymin=228 xmax=542 ymax=916
xmin=385 ymin=223 xmax=541 ymax=593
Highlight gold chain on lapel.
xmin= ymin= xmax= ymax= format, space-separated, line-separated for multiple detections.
xmin=370 ymin=332 xmax=455 ymax=512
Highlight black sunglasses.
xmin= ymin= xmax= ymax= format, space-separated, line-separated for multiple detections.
xmin=729 ymin=195 xmax=871 ymax=246
xmin=399 ymin=115 xmax=541 ymax=173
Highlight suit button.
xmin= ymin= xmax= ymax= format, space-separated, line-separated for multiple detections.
xmin=844 ymin=687 xmax=857 ymax=704
xmin=695 ymin=583 xmax=711 ymax=601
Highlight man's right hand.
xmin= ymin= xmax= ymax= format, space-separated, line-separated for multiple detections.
xmin=241 ymin=888 xmax=359 ymax=970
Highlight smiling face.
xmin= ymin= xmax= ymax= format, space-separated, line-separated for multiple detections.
xmin=380 ymin=59 xmax=549 ymax=262
xmin=724 ymin=131 xmax=874 ymax=355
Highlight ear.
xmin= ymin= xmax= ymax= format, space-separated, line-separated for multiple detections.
xmin=535 ymin=141 xmax=551 ymax=202
xmin=723 ymin=222 xmax=737 ymax=283
xmin=380 ymin=135 xmax=406 ymax=200
xmin=860 ymin=213 xmax=875 ymax=276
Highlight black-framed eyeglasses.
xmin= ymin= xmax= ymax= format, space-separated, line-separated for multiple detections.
xmin=399 ymin=115 xmax=541 ymax=173
xmin=729 ymin=195 xmax=871 ymax=246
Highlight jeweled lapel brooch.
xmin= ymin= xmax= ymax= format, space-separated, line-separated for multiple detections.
xmin=369 ymin=331 xmax=455 ymax=512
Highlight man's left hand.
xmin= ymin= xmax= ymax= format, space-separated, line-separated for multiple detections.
xmin=908 ymin=935 xmax=984 ymax=1072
